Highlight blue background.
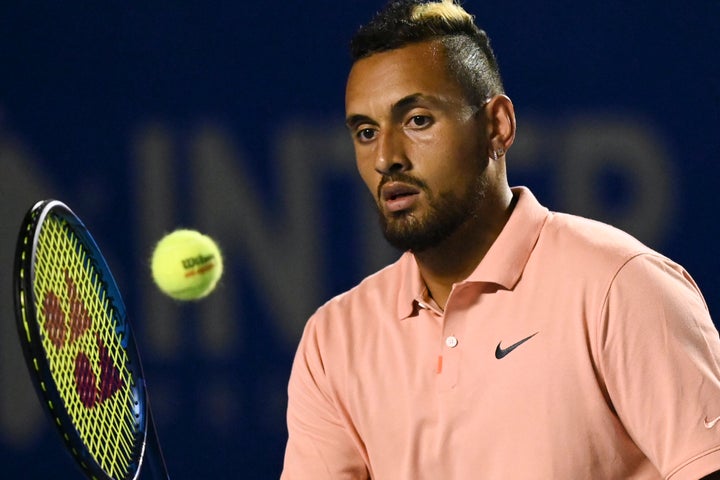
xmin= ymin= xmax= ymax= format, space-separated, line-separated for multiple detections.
xmin=1 ymin=1 xmax=718 ymax=478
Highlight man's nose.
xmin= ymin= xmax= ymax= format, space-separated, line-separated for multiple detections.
xmin=375 ymin=128 xmax=409 ymax=175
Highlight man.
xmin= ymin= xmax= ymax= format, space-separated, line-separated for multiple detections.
xmin=281 ymin=1 xmax=720 ymax=478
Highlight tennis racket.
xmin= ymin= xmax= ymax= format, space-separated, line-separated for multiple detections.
xmin=13 ymin=199 xmax=170 ymax=480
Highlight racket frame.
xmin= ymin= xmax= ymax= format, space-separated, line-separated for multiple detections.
xmin=13 ymin=200 xmax=166 ymax=480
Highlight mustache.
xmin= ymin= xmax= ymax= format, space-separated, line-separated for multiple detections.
xmin=376 ymin=173 xmax=428 ymax=198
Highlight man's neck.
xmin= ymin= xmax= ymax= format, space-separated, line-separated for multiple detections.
xmin=415 ymin=188 xmax=516 ymax=310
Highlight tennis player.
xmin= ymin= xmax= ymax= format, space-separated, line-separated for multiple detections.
xmin=281 ymin=1 xmax=720 ymax=478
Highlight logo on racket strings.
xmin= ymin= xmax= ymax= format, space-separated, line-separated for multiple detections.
xmin=41 ymin=269 xmax=124 ymax=408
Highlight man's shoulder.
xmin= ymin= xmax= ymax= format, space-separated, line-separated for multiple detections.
xmin=312 ymin=253 xmax=409 ymax=322
xmin=543 ymin=210 xmax=654 ymax=259
xmin=531 ymin=210 xmax=670 ymax=283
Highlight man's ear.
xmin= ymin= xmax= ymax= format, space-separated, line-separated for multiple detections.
xmin=485 ymin=94 xmax=516 ymax=159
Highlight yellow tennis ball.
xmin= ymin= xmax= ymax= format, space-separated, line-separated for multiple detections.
xmin=150 ymin=229 xmax=223 ymax=300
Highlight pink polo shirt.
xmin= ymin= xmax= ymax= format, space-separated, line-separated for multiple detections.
xmin=282 ymin=187 xmax=720 ymax=479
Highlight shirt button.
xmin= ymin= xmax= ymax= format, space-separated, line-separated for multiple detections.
xmin=445 ymin=336 xmax=458 ymax=348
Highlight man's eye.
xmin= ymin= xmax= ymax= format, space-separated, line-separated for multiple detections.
xmin=357 ymin=128 xmax=376 ymax=141
xmin=408 ymin=115 xmax=432 ymax=128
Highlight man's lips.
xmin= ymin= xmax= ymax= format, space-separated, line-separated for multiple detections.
xmin=380 ymin=182 xmax=421 ymax=212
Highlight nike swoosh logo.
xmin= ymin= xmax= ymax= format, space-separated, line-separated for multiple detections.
xmin=495 ymin=332 xmax=539 ymax=359
xmin=705 ymin=415 xmax=720 ymax=429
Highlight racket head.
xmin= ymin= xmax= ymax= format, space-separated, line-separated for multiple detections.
xmin=14 ymin=200 xmax=148 ymax=480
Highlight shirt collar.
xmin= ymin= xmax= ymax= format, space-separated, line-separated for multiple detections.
xmin=466 ymin=186 xmax=548 ymax=289
xmin=396 ymin=251 xmax=425 ymax=320
xmin=396 ymin=186 xmax=548 ymax=320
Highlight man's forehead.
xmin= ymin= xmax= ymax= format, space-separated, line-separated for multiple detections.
xmin=345 ymin=40 xmax=459 ymax=111
xmin=347 ymin=40 xmax=446 ymax=81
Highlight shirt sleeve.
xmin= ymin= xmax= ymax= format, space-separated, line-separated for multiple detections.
xmin=281 ymin=315 xmax=370 ymax=480
xmin=598 ymin=253 xmax=720 ymax=480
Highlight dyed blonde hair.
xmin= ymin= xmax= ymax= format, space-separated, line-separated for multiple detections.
xmin=350 ymin=0 xmax=504 ymax=104
xmin=410 ymin=0 xmax=474 ymax=25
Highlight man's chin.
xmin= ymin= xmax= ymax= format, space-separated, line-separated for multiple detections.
xmin=381 ymin=221 xmax=439 ymax=252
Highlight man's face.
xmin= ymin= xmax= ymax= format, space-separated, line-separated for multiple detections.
xmin=345 ymin=40 xmax=491 ymax=252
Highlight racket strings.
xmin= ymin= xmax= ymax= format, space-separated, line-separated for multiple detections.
xmin=33 ymin=215 xmax=142 ymax=479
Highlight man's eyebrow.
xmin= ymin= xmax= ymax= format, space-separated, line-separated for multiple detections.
xmin=393 ymin=93 xmax=425 ymax=112
xmin=345 ymin=114 xmax=375 ymax=130
xmin=345 ymin=93 xmax=440 ymax=130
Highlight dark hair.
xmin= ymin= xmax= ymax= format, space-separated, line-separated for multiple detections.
xmin=350 ymin=0 xmax=505 ymax=105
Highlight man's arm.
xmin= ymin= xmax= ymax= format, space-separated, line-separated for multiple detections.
xmin=600 ymin=254 xmax=720 ymax=478
xmin=281 ymin=318 xmax=369 ymax=479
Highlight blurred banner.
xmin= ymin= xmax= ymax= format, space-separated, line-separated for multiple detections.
xmin=1 ymin=1 xmax=718 ymax=477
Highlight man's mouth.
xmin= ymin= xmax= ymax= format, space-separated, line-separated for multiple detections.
xmin=380 ymin=182 xmax=420 ymax=212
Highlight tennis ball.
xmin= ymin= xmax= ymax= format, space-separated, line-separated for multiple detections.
xmin=150 ymin=229 xmax=223 ymax=301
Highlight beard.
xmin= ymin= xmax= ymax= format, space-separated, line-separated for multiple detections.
xmin=376 ymin=172 xmax=488 ymax=253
